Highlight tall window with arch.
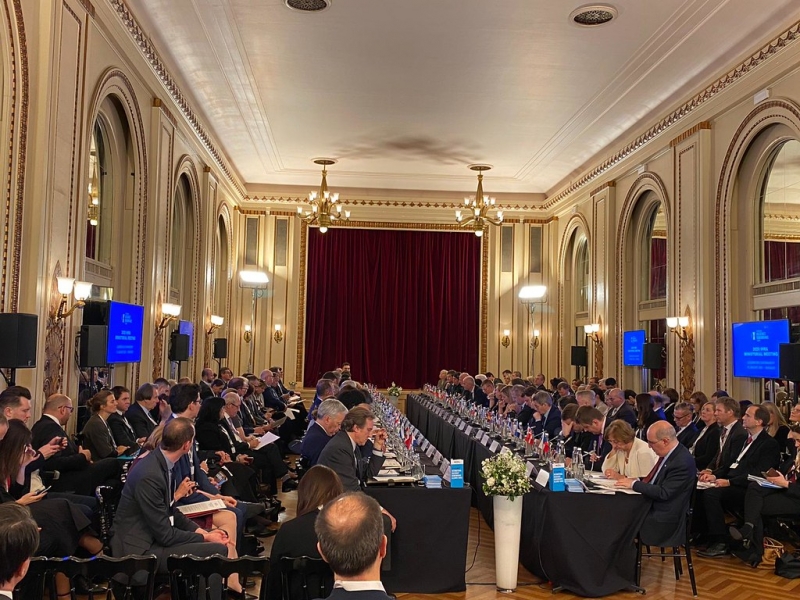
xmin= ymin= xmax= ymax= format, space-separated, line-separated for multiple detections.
xmin=85 ymin=122 xmax=113 ymax=264
xmin=642 ymin=202 xmax=667 ymax=384
xmin=214 ymin=215 xmax=230 ymax=318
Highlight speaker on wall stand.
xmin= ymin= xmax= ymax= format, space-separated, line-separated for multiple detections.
xmin=779 ymin=343 xmax=800 ymax=403
xmin=0 ymin=313 xmax=39 ymax=385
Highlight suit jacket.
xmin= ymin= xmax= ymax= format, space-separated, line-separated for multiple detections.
xmin=199 ymin=380 xmax=214 ymax=400
xmin=318 ymin=589 xmax=394 ymax=600
xmin=81 ymin=414 xmax=119 ymax=461
xmin=711 ymin=421 xmax=748 ymax=477
xmin=317 ymin=430 xmax=384 ymax=492
xmin=676 ymin=423 xmax=700 ymax=449
xmin=632 ymin=443 xmax=697 ymax=547
xmin=30 ymin=416 xmax=89 ymax=474
xmin=717 ymin=430 xmax=780 ymax=487
xmin=301 ymin=422 xmax=333 ymax=466
xmin=125 ymin=403 xmax=158 ymax=440
xmin=532 ymin=406 xmax=562 ymax=439
xmin=108 ymin=412 xmax=138 ymax=448
xmin=110 ymin=449 xmax=203 ymax=560
xmin=607 ymin=403 xmax=637 ymax=429
xmin=472 ymin=386 xmax=489 ymax=408
xmin=263 ymin=387 xmax=286 ymax=412
xmin=691 ymin=422 xmax=720 ymax=470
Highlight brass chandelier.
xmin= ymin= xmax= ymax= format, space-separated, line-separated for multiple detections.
xmin=297 ymin=158 xmax=350 ymax=233
xmin=455 ymin=164 xmax=503 ymax=237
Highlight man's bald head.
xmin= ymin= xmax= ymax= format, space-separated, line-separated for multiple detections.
xmin=44 ymin=394 xmax=70 ymax=413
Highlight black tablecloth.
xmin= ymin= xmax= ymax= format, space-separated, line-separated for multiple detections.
xmin=367 ymin=485 xmax=471 ymax=593
xmin=407 ymin=394 xmax=652 ymax=597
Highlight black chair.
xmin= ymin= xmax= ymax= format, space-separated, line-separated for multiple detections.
xmin=15 ymin=556 xmax=59 ymax=599
xmin=635 ymin=486 xmax=698 ymax=597
xmin=168 ymin=554 xmax=270 ymax=600
xmin=278 ymin=556 xmax=333 ymax=600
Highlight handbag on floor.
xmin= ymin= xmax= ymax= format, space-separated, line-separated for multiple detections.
xmin=761 ymin=537 xmax=785 ymax=569
xmin=775 ymin=550 xmax=800 ymax=579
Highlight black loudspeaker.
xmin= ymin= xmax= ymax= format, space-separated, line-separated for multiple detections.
xmin=169 ymin=332 xmax=190 ymax=362
xmin=643 ymin=343 xmax=664 ymax=370
xmin=570 ymin=345 xmax=588 ymax=367
xmin=0 ymin=313 xmax=38 ymax=368
xmin=213 ymin=338 xmax=228 ymax=360
xmin=82 ymin=300 xmax=109 ymax=325
xmin=780 ymin=343 xmax=800 ymax=381
xmin=79 ymin=325 xmax=108 ymax=368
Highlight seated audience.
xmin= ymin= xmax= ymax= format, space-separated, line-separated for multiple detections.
xmin=635 ymin=393 xmax=663 ymax=441
xmin=574 ymin=406 xmax=612 ymax=470
xmin=761 ymin=401 xmax=791 ymax=459
xmin=602 ymin=420 xmax=658 ymax=479
xmin=530 ymin=391 xmax=561 ymax=439
xmin=81 ymin=390 xmax=131 ymax=460
xmin=301 ymin=399 xmax=348 ymax=467
xmin=605 ymin=388 xmax=637 ymax=428
xmin=700 ymin=397 xmax=747 ymax=476
xmin=314 ymin=492 xmax=394 ymax=600
xmin=689 ymin=391 xmax=709 ymax=430
xmin=690 ymin=401 xmax=720 ymax=470
xmin=674 ymin=402 xmax=700 ymax=448
xmin=125 ymin=383 xmax=160 ymax=440
xmin=108 ymin=385 xmax=140 ymax=449
xmin=317 ymin=407 xmax=385 ymax=492
xmin=0 ymin=502 xmax=38 ymax=598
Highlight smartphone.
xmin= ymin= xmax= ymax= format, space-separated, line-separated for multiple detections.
xmin=763 ymin=468 xmax=780 ymax=478
xmin=35 ymin=486 xmax=51 ymax=495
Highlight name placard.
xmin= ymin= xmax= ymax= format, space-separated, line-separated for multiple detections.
xmin=535 ymin=469 xmax=550 ymax=487
xmin=426 ymin=445 xmax=435 ymax=458
xmin=500 ymin=446 xmax=511 ymax=454
xmin=457 ymin=420 xmax=465 ymax=430
xmin=422 ymin=439 xmax=430 ymax=451
xmin=433 ymin=451 xmax=443 ymax=466
xmin=489 ymin=440 xmax=500 ymax=453
xmin=464 ymin=426 xmax=473 ymax=436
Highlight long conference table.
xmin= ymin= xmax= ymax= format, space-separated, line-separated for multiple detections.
xmin=407 ymin=393 xmax=652 ymax=598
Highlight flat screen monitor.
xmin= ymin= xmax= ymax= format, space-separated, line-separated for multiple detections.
xmin=732 ymin=319 xmax=790 ymax=379
xmin=106 ymin=301 xmax=144 ymax=364
xmin=179 ymin=320 xmax=194 ymax=357
xmin=623 ymin=330 xmax=646 ymax=367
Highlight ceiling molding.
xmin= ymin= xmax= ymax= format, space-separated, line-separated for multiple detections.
xmin=543 ymin=20 xmax=800 ymax=210
xmin=670 ymin=121 xmax=712 ymax=147
xmin=109 ymin=0 xmax=246 ymax=199
xmin=243 ymin=195 xmax=546 ymax=212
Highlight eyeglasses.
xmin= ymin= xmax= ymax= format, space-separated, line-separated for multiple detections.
xmin=61 ymin=405 xmax=74 ymax=412
xmin=646 ymin=438 xmax=666 ymax=446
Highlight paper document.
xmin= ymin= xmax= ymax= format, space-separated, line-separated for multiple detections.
xmin=747 ymin=474 xmax=782 ymax=489
xmin=256 ymin=431 xmax=280 ymax=449
xmin=176 ymin=499 xmax=225 ymax=517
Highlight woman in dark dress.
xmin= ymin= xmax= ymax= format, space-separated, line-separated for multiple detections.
xmin=268 ymin=465 xmax=343 ymax=598
xmin=635 ymin=393 xmax=663 ymax=441
xmin=690 ymin=401 xmax=720 ymax=470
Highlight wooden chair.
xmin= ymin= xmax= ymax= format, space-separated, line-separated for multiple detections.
xmin=278 ymin=556 xmax=333 ymax=600
xmin=168 ymin=554 xmax=270 ymax=600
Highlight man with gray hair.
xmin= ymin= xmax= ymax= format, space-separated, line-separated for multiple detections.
xmin=531 ymin=390 xmax=561 ymax=439
xmin=301 ymin=399 xmax=348 ymax=466
xmin=576 ymin=388 xmax=608 ymax=417
xmin=315 ymin=492 xmax=393 ymax=600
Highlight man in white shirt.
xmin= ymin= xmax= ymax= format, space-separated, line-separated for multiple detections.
xmin=0 ymin=503 xmax=39 ymax=599
xmin=314 ymin=492 xmax=394 ymax=600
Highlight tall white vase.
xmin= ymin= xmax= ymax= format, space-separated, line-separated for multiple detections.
xmin=493 ymin=494 xmax=523 ymax=592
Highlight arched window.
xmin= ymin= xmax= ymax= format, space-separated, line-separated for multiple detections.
xmin=575 ymin=238 xmax=590 ymax=314
xmin=85 ymin=121 xmax=113 ymax=267
xmin=214 ymin=214 xmax=230 ymax=318
xmin=643 ymin=204 xmax=667 ymax=301
xmin=761 ymin=140 xmax=800 ymax=283
xmin=169 ymin=175 xmax=195 ymax=306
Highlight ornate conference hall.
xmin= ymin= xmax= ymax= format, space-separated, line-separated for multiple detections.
xmin=4 ymin=0 xmax=800 ymax=599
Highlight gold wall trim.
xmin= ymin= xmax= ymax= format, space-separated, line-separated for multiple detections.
xmin=590 ymin=180 xmax=615 ymax=197
xmin=480 ymin=232 xmax=489 ymax=374
xmin=545 ymin=20 xmax=800 ymax=211
xmin=245 ymin=195 xmax=545 ymax=212
xmin=77 ymin=0 xmax=94 ymax=18
xmin=153 ymin=97 xmax=177 ymax=128
xmin=109 ymin=0 xmax=246 ymax=199
xmin=670 ymin=121 xmax=712 ymax=147
xmin=296 ymin=223 xmax=308 ymax=381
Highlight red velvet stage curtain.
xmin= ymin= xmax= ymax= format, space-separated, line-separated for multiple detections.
xmin=303 ymin=228 xmax=480 ymax=389
xmin=649 ymin=237 xmax=667 ymax=299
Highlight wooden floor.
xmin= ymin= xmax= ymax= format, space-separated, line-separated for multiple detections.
xmin=270 ymin=475 xmax=800 ymax=600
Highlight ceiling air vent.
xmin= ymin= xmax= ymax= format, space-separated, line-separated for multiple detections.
xmin=285 ymin=0 xmax=331 ymax=12
xmin=570 ymin=5 xmax=617 ymax=27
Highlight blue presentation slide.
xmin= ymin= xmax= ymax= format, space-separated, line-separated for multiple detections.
xmin=732 ymin=319 xmax=789 ymax=379
xmin=106 ymin=301 xmax=144 ymax=364
xmin=623 ymin=330 xmax=646 ymax=366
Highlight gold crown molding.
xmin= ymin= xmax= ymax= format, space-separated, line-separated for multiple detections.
xmin=77 ymin=0 xmax=95 ymax=18
xmin=309 ymin=220 xmax=470 ymax=232
xmin=203 ymin=165 xmax=211 ymax=173
xmin=545 ymin=20 xmax=800 ymax=211
xmin=590 ymin=180 xmax=616 ymax=197
xmin=764 ymin=213 xmax=800 ymax=221
xmin=670 ymin=121 xmax=712 ymax=147
xmin=244 ymin=195 xmax=545 ymax=212
xmin=765 ymin=233 xmax=800 ymax=241
xmin=153 ymin=97 xmax=177 ymax=128
xmin=109 ymin=0 xmax=246 ymax=199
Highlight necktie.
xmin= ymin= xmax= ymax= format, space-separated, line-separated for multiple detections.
xmin=746 ymin=434 xmax=753 ymax=446
xmin=714 ymin=428 xmax=728 ymax=469
xmin=641 ymin=456 xmax=665 ymax=484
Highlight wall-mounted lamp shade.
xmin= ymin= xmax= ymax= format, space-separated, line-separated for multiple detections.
xmin=162 ymin=303 xmax=182 ymax=317
xmin=666 ymin=317 xmax=678 ymax=329
xmin=73 ymin=281 xmax=92 ymax=301
xmin=503 ymin=329 xmax=510 ymax=336
xmin=584 ymin=323 xmax=600 ymax=334
xmin=534 ymin=329 xmax=540 ymax=337
xmin=678 ymin=316 xmax=689 ymax=328
xmin=518 ymin=285 xmax=547 ymax=300
xmin=210 ymin=315 xmax=224 ymax=327
xmin=239 ymin=270 xmax=269 ymax=288
xmin=57 ymin=277 xmax=75 ymax=295
xmin=275 ymin=324 xmax=282 ymax=331
xmin=244 ymin=324 xmax=252 ymax=332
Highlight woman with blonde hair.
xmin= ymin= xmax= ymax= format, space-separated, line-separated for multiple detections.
xmin=602 ymin=420 xmax=658 ymax=479
xmin=761 ymin=401 xmax=791 ymax=458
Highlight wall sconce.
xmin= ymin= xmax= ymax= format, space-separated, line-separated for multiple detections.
xmin=501 ymin=329 xmax=510 ymax=348
xmin=157 ymin=303 xmax=181 ymax=331
xmin=531 ymin=329 xmax=540 ymax=349
xmin=584 ymin=323 xmax=602 ymax=345
xmin=55 ymin=277 xmax=92 ymax=321
xmin=666 ymin=316 xmax=690 ymax=341
xmin=243 ymin=324 xmax=252 ymax=343
xmin=273 ymin=324 xmax=283 ymax=343
xmin=207 ymin=314 xmax=224 ymax=335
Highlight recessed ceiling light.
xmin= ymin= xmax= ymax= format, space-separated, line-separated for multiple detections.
xmin=569 ymin=5 xmax=617 ymax=27
xmin=285 ymin=0 xmax=331 ymax=12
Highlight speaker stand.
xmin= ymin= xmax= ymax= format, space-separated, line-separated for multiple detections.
xmin=0 ymin=368 xmax=16 ymax=386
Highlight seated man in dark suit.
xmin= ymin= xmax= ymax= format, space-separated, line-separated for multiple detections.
xmin=530 ymin=391 xmax=562 ymax=439
xmin=108 ymin=386 xmax=140 ymax=449
xmin=110 ymin=418 xmax=233 ymax=597
xmin=575 ymin=406 xmax=612 ymax=470
xmin=314 ymin=492 xmax=394 ymax=600
xmin=700 ymin=396 xmax=748 ymax=477
xmin=125 ymin=383 xmax=161 ymax=440
xmin=301 ymin=399 xmax=348 ymax=467
xmin=31 ymin=394 xmax=121 ymax=497
xmin=673 ymin=402 xmax=700 ymax=448
xmin=605 ymin=388 xmax=637 ymax=428
xmin=317 ymin=407 xmax=385 ymax=492
xmin=615 ymin=421 xmax=697 ymax=547
xmin=698 ymin=404 xmax=781 ymax=557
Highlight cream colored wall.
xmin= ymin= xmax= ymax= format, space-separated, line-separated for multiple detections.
xmin=8 ymin=2 xmax=800 ymax=406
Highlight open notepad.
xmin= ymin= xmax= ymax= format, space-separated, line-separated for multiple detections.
xmin=176 ymin=498 xmax=226 ymax=518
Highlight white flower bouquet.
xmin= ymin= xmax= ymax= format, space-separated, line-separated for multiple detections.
xmin=481 ymin=451 xmax=531 ymax=500
xmin=387 ymin=382 xmax=402 ymax=397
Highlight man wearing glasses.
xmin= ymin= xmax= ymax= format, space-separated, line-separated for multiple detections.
xmin=614 ymin=420 xmax=697 ymax=548
xmin=673 ymin=402 xmax=699 ymax=448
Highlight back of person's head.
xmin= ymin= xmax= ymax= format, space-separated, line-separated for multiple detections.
xmin=161 ymin=417 xmax=194 ymax=452
xmin=169 ymin=382 xmax=201 ymax=414
xmin=89 ymin=389 xmax=113 ymax=414
xmin=141 ymin=423 xmax=165 ymax=452
xmin=227 ymin=377 xmax=246 ymax=391
xmin=605 ymin=377 xmax=617 ymax=387
xmin=0 ymin=503 xmax=39 ymax=586
xmin=663 ymin=388 xmax=680 ymax=404
xmin=0 ymin=420 xmax=31 ymax=483
xmin=321 ymin=371 xmax=338 ymax=381
xmin=318 ymin=398 xmax=348 ymax=421
xmin=533 ymin=391 xmax=553 ymax=406
xmin=561 ymin=402 xmax=579 ymax=422
xmin=211 ymin=378 xmax=224 ymax=388
xmin=43 ymin=393 xmax=70 ymax=414
xmin=317 ymin=378 xmax=338 ymax=399
xmin=296 ymin=465 xmax=344 ymax=516
xmin=636 ymin=393 xmax=654 ymax=415
xmin=135 ymin=383 xmax=155 ymax=403
xmin=337 ymin=388 xmax=367 ymax=410
xmin=712 ymin=389 xmax=729 ymax=399
xmin=341 ymin=406 xmax=373 ymax=432
xmin=315 ymin=492 xmax=384 ymax=577
xmin=197 ymin=396 xmax=225 ymax=424
xmin=556 ymin=381 xmax=571 ymax=392
xmin=0 ymin=386 xmax=30 ymax=413
xmin=153 ymin=377 xmax=170 ymax=389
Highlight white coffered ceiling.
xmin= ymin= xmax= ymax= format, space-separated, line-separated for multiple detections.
xmin=128 ymin=0 xmax=800 ymax=195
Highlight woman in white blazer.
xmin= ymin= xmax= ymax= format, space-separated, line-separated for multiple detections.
xmin=602 ymin=419 xmax=658 ymax=479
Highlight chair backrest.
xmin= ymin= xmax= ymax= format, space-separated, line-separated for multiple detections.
xmin=15 ymin=557 xmax=59 ymax=600
xmin=278 ymin=556 xmax=333 ymax=600
xmin=168 ymin=554 xmax=270 ymax=600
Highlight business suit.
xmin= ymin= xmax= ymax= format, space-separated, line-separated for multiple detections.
xmin=318 ymin=430 xmax=385 ymax=492
xmin=710 ymin=421 xmax=748 ymax=477
xmin=607 ymin=403 xmax=637 ymax=429
xmin=632 ymin=442 xmax=697 ymax=547
xmin=676 ymin=423 xmax=700 ymax=449
xmin=111 ymin=449 xmax=227 ymax=576
xmin=472 ymin=386 xmax=489 ymax=408
xmin=108 ymin=411 xmax=138 ymax=448
xmin=702 ymin=430 xmax=781 ymax=540
xmin=318 ymin=587 xmax=394 ymax=600
xmin=531 ymin=406 xmax=562 ymax=439
xmin=30 ymin=415 xmax=121 ymax=496
xmin=81 ymin=414 xmax=122 ymax=461
xmin=125 ymin=402 xmax=159 ymax=439
xmin=690 ymin=422 xmax=720 ymax=470
xmin=199 ymin=380 xmax=214 ymax=400
xmin=301 ymin=422 xmax=333 ymax=466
